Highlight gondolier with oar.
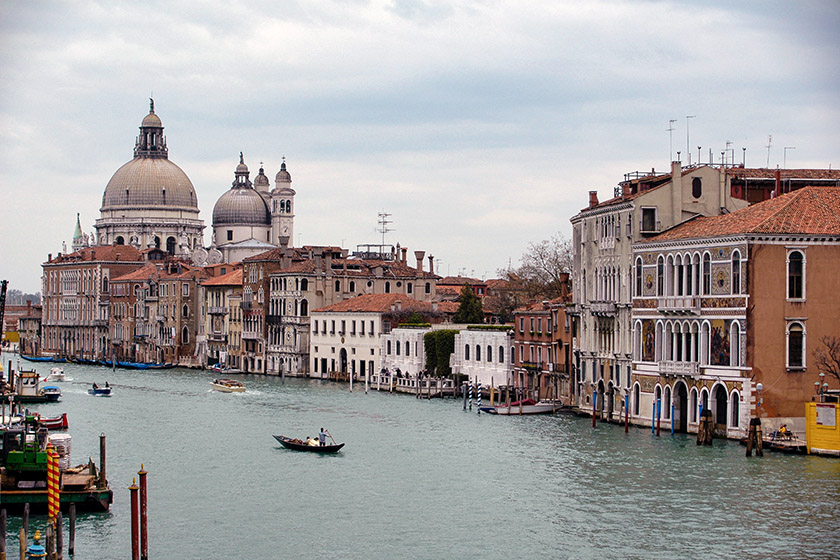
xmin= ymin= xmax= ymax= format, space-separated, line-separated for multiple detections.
xmin=319 ymin=427 xmax=327 ymax=447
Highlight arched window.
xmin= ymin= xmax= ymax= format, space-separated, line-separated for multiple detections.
xmin=787 ymin=322 xmax=805 ymax=368
xmin=732 ymin=251 xmax=741 ymax=295
xmin=654 ymin=385 xmax=662 ymax=418
xmin=657 ymin=256 xmax=664 ymax=296
xmin=425 ymin=282 xmax=431 ymax=294
xmin=787 ymin=250 xmax=804 ymax=299
xmin=692 ymin=177 xmax=702 ymax=198
xmin=349 ymin=281 xmax=355 ymax=292
xmin=702 ymin=253 xmax=711 ymax=295
xmin=487 ymin=345 xmax=492 ymax=362
xmin=385 ymin=282 xmax=391 ymax=293
xmin=633 ymin=383 xmax=640 ymax=415
xmin=115 ymin=236 xmax=124 ymax=245
xmin=690 ymin=388 xmax=698 ymax=422
xmin=405 ymin=341 xmax=409 ymax=356
xmin=181 ymin=326 xmax=189 ymax=344
xmin=166 ymin=237 xmax=176 ymax=255
xmin=300 ymin=300 xmax=308 ymax=317
xmin=386 ymin=340 xmax=392 ymax=355
xmin=730 ymin=391 xmax=740 ymax=428
xmin=475 ymin=345 xmax=481 ymax=361
xmin=730 ymin=321 xmax=741 ymax=367
xmin=499 ymin=346 xmax=505 ymax=363
xmin=300 ymin=278 xmax=308 ymax=291
xmin=465 ymin=344 xmax=470 ymax=360
xmin=635 ymin=257 xmax=642 ymax=297
xmin=664 ymin=386 xmax=671 ymax=419
xmin=182 ymin=304 xmax=189 ymax=318
xmin=334 ymin=280 xmax=341 ymax=292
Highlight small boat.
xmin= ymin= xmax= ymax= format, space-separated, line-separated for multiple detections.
xmin=88 ymin=384 xmax=112 ymax=396
xmin=20 ymin=355 xmax=66 ymax=363
xmin=42 ymin=386 xmax=62 ymax=402
xmin=44 ymin=367 xmax=71 ymax=382
xmin=273 ymin=435 xmax=344 ymax=453
xmin=489 ymin=399 xmax=560 ymax=415
xmin=211 ymin=379 xmax=246 ymax=393
xmin=210 ymin=364 xmax=241 ymax=374
xmin=35 ymin=412 xmax=69 ymax=430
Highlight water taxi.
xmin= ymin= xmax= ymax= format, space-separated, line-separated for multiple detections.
xmin=211 ymin=379 xmax=246 ymax=393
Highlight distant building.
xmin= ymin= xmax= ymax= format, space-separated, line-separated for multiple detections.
xmin=200 ymin=266 xmax=243 ymax=368
xmin=451 ymin=326 xmax=514 ymax=389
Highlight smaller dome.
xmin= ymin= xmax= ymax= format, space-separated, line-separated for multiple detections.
xmin=142 ymin=111 xmax=162 ymax=128
xmin=213 ymin=187 xmax=270 ymax=226
xmin=236 ymin=151 xmax=248 ymax=174
xmin=275 ymin=160 xmax=292 ymax=183
xmin=254 ymin=166 xmax=270 ymax=188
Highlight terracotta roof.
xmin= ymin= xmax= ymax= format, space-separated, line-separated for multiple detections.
xmin=313 ymin=293 xmax=438 ymax=314
xmin=111 ymin=264 xmax=161 ymax=282
xmin=202 ymin=268 xmax=243 ymax=286
xmin=726 ymin=168 xmax=840 ymax=181
xmin=46 ymin=244 xmax=142 ymax=264
xmin=649 ymin=186 xmax=840 ymax=241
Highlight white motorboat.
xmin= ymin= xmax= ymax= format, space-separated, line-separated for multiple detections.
xmin=211 ymin=379 xmax=246 ymax=393
xmin=45 ymin=367 xmax=70 ymax=382
xmin=489 ymin=399 xmax=561 ymax=415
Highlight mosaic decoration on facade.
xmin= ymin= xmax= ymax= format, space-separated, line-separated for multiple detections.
xmin=638 ymin=375 xmax=657 ymax=393
xmin=642 ymin=253 xmax=656 ymax=265
xmin=711 ymin=264 xmax=730 ymax=294
xmin=633 ymin=298 xmax=658 ymax=309
xmin=714 ymin=247 xmax=732 ymax=260
xmin=642 ymin=320 xmax=655 ymax=362
xmin=644 ymin=272 xmax=656 ymax=296
xmin=701 ymin=297 xmax=747 ymax=309
xmin=710 ymin=319 xmax=731 ymax=366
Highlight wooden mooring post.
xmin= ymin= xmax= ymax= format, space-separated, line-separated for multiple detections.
xmin=68 ymin=504 xmax=76 ymax=557
xmin=696 ymin=409 xmax=713 ymax=446
xmin=745 ymin=417 xmax=764 ymax=457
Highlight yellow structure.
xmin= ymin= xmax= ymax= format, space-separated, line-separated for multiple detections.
xmin=805 ymin=402 xmax=840 ymax=456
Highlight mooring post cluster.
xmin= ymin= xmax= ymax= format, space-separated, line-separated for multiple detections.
xmin=129 ymin=464 xmax=150 ymax=560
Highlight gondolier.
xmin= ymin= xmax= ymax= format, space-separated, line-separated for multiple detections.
xmin=319 ymin=428 xmax=327 ymax=447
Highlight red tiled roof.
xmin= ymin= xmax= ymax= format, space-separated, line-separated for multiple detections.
xmin=649 ymin=186 xmax=840 ymax=241
xmin=726 ymin=168 xmax=840 ymax=180
xmin=202 ymin=268 xmax=243 ymax=286
xmin=46 ymin=244 xmax=143 ymax=264
xmin=313 ymin=293 xmax=438 ymax=314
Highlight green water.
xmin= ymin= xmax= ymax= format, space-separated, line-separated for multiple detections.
xmin=2 ymin=354 xmax=838 ymax=559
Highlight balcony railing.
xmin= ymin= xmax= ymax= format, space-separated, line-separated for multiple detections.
xmin=591 ymin=301 xmax=616 ymax=316
xmin=657 ymin=296 xmax=700 ymax=315
xmin=208 ymin=333 xmax=227 ymax=342
xmin=208 ymin=306 xmax=229 ymax=315
xmin=242 ymin=331 xmax=261 ymax=340
xmin=660 ymin=360 xmax=700 ymax=376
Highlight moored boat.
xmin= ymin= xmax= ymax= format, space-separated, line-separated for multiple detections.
xmin=489 ymin=399 xmax=561 ymax=415
xmin=211 ymin=379 xmax=246 ymax=393
xmin=34 ymin=412 xmax=69 ymax=430
xmin=1 ymin=370 xmax=62 ymax=404
xmin=20 ymin=355 xmax=66 ymax=363
xmin=273 ymin=434 xmax=344 ymax=453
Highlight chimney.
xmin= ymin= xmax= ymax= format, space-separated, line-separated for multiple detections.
xmin=48 ymin=253 xmax=52 ymax=262
xmin=428 ymin=255 xmax=434 ymax=275
xmin=671 ymin=160 xmax=683 ymax=218
xmin=414 ymin=251 xmax=425 ymax=272
xmin=774 ymin=168 xmax=781 ymax=198
xmin=588 ymin=191 xmax=599 ymax=208
xmin=401 ymin=247 xmax=408 ymax=265
xmin=622 ymin=184 xmax=631 ymax=198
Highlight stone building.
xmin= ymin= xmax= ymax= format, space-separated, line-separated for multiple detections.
xmin=631 ymin=186 xmax=840 ymax=438
xmin=201 ymin=266 xmax=243 ymax=368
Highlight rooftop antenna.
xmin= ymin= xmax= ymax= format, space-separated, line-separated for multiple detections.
xmin=686 ymin=115 xmax=695 ymax=165
xmin=376 ymin=211 xmax=394 ymax=248
xmin=784 ymin=146 xmax=796 ymax=169
xmin=667 ymin=119 xmax=677 ymax=162
xmin=725 ymin=141 xmax=733 ymax=166
xmin=697 ymin=146 xmax=702 ymax=165
xmin=765 ymin=135 xmax=773 ymax=168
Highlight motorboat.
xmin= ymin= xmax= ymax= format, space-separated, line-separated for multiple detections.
xmin=487 ymin=399 xmax=561 ymax=415
xmin=44 ymin=367 xmax=71 ymax=382
xmin=2 ymin=370 xmax=62 ymax=404
xmin=88 ymin=384 xmax=112 ymax=396
xmin=210 ymin=379 xmax=246 ymax=393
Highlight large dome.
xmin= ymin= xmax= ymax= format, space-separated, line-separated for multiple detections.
xmin=101 ymin=158 xmax=198 ymax=210
xmin=213 ymin=187 xmax=270 ymax=226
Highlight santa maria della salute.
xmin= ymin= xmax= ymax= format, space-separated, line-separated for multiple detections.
xmin=81 ymin=99 xmax=296 ymax=263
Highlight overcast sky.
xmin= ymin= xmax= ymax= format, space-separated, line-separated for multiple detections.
xmin=1 ymin=1 xmax=838 ymax=293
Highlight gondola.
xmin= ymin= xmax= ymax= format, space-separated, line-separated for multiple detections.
xmin=273 ymin=435 xmax=344 ymax=453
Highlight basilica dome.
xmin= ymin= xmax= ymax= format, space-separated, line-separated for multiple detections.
xmin=100 ymin=101 xmax=199 ymax=212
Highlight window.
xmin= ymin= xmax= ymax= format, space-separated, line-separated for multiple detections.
xmin=335 ymin=280 xmax=341 ymax=293
xmin=702 ymin=253 xmax=711 ymax=295
xmin=385 ymin=282 xmax=391 ymax=293
xmin=487 ymin=345 xmax=492 ymax=362
xmin=465 ymin=345 xmax=470 ymax=360
xmin=182 ymin=283 xmax=189 ymax=297
xmin=349 ymin=281 xmax=355 ymax=292
xmin=475 ymin=345 xmax=481 ymax=361
xmin=227 ymin=230 xmax=233 ymax=241
xmin=692 ymin=177 xmax=702 ymax=198
xmin=642 ymin=208 xmax=657 ymax=232
xmin=519 ymin=318 xmax=525 ymax=333
xmin=657 ymin=256 xmax=664 ymax=296
xmin=181 ymin=326 xmax=189 ymax=344
xmin=301 ymin=279 xmax=308 ymax=291
xmin=386 ymin=340 xmax=392 ymax=354
xmin=787 ymin=322 xmax=805 ymax=369
xmin=425 ymin=282 xmax=431 ymax=294
xmin=787 ymin=250 xmax=804 ymax=299
xmin=730 ymin=391 xmax=740 ymax=428
xmin=732 ymin=251 xmax=741 ymax=295
xmin=499 ymin=346 xmax=505 ymax=363
xmin=635 ymin=257 xmax=642 ymax=297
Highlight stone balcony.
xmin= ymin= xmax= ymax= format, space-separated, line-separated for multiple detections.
xmin=660 ymin=360 xmax=700 ymax=377
xmin=208 ymin=306 xmax=229 ymax=315
xmin=591 ymin=301 xmax=617 ymax=316
xmin=657 ymin=296 xmax=700 ymax=315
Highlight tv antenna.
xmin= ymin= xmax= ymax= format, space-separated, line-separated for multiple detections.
xmin=376 ymin=211 xmax=394 ymax=247
xmin=765 ymin=135 xmax=773 ymax=168
xmin=686 ymin=115 xmax=695 ymax=165
xmin=784 ymin=146 xmax=796 ymax=169
xmin=667 ymin=119 xmax=677 ymax=162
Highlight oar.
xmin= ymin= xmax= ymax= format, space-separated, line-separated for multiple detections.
xmin=325 ymin=429 xmax=337 ymax=445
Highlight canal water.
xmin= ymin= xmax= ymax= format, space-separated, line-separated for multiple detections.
xmin=1 ymin=353 xmax=838 ymax=559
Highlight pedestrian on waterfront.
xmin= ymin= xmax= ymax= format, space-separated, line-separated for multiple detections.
xmin=319 ymin=427 xmax=327 ymax=446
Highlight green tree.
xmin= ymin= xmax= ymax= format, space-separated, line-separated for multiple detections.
xmin=424 ymin=329 xmax=458 ymax=377
xmin=453 ymin=284 xmax=484 ymax=324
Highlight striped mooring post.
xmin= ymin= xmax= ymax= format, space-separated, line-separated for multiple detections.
xmin=46 ymin=444 xmax=60 ymax=523
xmin=468 ymin=379 xmax=473 ymax=411
xmin=477 ymin=381 xmax=482 ymax=415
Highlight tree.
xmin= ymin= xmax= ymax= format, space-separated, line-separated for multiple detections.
xmin=453 ymin=284 xmax=484 ymax=324
xmin=814 ymin=335 xmax=840 ymax=384
xmin=424 ymin=329 xmax=458 ymax=377
xmin=502 ymin=232 xmax=572 ymax=300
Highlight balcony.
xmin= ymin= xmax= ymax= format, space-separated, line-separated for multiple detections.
xmin=660 ymin=360 xmax=700 ymax=377
xmin=208 ymin=333 xmax=227 ymax=342
xmin=242 ymin=331 xmax=261 ymax=340
xmin=208 ymin=306 xmax=229 ymax=315
xmin=591 ymin=301 xmax=616 ymax=316
xmin=657 ymin=296 xmax=700 ymax=315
